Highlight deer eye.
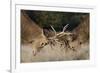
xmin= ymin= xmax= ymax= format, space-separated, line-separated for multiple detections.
xmin=41 ymin=43 xmax=44 ymax=47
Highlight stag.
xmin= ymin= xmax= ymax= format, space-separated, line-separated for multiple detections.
xmin=21 ymin=11 xmax=48 ymax=56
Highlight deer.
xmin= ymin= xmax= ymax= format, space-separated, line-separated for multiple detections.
xmin=21 ymin=10 xmax=48 ymax=56
xmin=48 ymin=24 xmax=77 ymax=51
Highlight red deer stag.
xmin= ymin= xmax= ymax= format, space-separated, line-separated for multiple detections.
xmin=21 ymin=11 xmax=48 ymax=56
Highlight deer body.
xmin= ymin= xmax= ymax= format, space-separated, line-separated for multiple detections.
xmin=21 ymin=11 xmax=48 ymax=55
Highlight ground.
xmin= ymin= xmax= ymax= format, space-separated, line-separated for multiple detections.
xmin=21 ymin=41 xmax=89 ymax=63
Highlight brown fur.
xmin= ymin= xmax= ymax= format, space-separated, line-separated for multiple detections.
xmin=21 ymin=11 xmax=48 ymax=55
xmin=73 ymin=15 xmax=89 ymax=43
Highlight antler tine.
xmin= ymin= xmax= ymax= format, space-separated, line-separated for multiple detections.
xmin=50 ymin=25 xmax=57 ymax=36
xmin=62 ymin=24 xmax=69 ymax=32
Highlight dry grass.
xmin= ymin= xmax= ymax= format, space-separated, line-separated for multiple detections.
xmin=21 ymin=41 xmax=89 ymax=63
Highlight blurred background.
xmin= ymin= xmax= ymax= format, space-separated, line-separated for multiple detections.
xmin=23 ymin=10 xmax=89 ymax=32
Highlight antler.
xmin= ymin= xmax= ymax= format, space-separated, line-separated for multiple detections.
xmin=62 ymin=24 xmax=69 ymax=32
xmin=50 ymin=25 xmax=57 ymax=36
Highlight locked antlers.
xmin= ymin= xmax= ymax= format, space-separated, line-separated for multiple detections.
xmin=50 ymin=24 xmax=69 ymax=36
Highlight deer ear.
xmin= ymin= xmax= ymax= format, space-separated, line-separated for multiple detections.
xmin=43 ymin=29 xmax=49 ymax=38
xmin=43 ymin=28 xmax=56 ymax=38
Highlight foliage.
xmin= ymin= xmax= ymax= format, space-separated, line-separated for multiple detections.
xmin=25 ymin=10 xmax=89 ymax=31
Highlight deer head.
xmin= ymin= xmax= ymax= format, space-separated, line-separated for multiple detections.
xmin=48 ymin=24 xmax=77 ymax=51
